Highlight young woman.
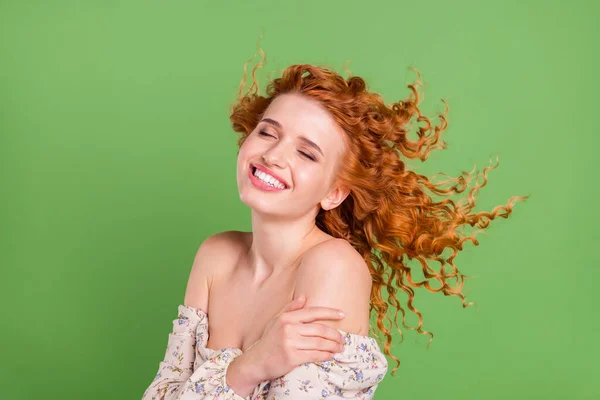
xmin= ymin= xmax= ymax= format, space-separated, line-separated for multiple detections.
xmin=142 ymin=52 xmax=527 ymax=400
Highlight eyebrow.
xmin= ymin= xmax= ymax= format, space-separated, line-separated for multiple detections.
xmin=260 ymin=118 xmax=324 ymax=157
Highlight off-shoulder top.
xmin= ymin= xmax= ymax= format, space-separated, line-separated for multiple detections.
xmin=141 ymin=304 xmax=388 ymax=399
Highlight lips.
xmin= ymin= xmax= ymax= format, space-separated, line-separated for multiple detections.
xmin=250 ymin=163 xmax=290 ymax=188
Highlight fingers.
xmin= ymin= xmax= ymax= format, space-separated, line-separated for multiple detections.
xmin=290 ymin=306 xmax=346 ymax=324
xmin=296 ymin=322 xmax=346 ymax=346
xmin=294 ymin=334 xmax=346 ymax=354
xmin=282 ymin=294 xmax=306 ymax=313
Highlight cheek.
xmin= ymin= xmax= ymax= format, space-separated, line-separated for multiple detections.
xmin=295 ymin=168 xmax=329 ymax=194
xmin=237 ymin=139 xmax=255 ymax=162
xmin=236 ymin=145 xmax=252 ymax=179
xmin=238 ymin=136 xmax=260 ymax=156
xmin=236 ymin=149 xmax=245 ymax=172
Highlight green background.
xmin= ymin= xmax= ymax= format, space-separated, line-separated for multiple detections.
xmin=1 ymin=0 xmax=598 ymax=399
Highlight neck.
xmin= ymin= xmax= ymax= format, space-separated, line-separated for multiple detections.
xmin=246 ymin=209 xmax=322 ymax=283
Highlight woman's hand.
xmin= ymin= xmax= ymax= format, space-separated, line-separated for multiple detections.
xmin=240 ymin=294 xmax=347 ymax=382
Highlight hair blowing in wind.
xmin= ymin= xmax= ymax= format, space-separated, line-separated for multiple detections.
xmin=228 ymin=47 xmax=529 ymax=375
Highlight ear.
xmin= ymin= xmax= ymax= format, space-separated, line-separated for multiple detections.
xmin=320 ymin=184 xmax=350 ymax=211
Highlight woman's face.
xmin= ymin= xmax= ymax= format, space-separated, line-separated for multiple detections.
xmin=236 ymin=92 xmax=349 ymax=219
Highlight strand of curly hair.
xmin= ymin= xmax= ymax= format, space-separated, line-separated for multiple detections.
xmin=228 ymin=44 xmax=529 ymax=376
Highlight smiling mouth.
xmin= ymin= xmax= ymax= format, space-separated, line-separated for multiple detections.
xmin=250 ymin=165 xmax=289 ymax=189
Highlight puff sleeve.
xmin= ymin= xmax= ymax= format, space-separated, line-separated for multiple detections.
xmin=141 ymin=305 xmax=258 ymax=400
xmin=252 ymin=330 xmax=388 ymax=399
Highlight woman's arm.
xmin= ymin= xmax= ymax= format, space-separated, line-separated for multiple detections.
xmin=225 ymin=350 xmax=266 ymax=398
xmin=141 ymin=234 xmax=263 ymax=400
xmin=141 ymin=304 xmax=252 ymax=399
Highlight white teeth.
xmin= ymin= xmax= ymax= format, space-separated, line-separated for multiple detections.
xmin=253 ymin=168 xmax=285 ymax=189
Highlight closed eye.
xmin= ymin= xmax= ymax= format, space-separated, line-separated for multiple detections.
xmin=259 ymin=131 xmax=316 ymax=162
xmin=299 ymin=151 xmax=316 ymax=161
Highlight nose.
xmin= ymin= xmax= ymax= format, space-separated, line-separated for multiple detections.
xmin=262 ymin=141 xmax=292 ymax=168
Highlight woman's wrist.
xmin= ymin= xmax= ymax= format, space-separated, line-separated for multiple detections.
xmin=226 ymin=353 xmax=265 ymax=398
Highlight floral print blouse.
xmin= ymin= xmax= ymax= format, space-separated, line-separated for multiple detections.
xmin=142 ymin=304 xmax=388 ymax=399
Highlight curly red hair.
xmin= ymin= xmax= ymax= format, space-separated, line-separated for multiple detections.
xmin=229 ymin=47 xmax=529 ymax=375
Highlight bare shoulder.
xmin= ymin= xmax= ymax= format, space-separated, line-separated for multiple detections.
xmin=183 ymin=230 xmax=247 ymax=312
xmin=295 ymin=238 xmax=372 ymax=334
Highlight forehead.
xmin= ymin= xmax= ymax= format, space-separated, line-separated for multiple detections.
xmin=262 ymin=93 xmax=346 ymax=157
